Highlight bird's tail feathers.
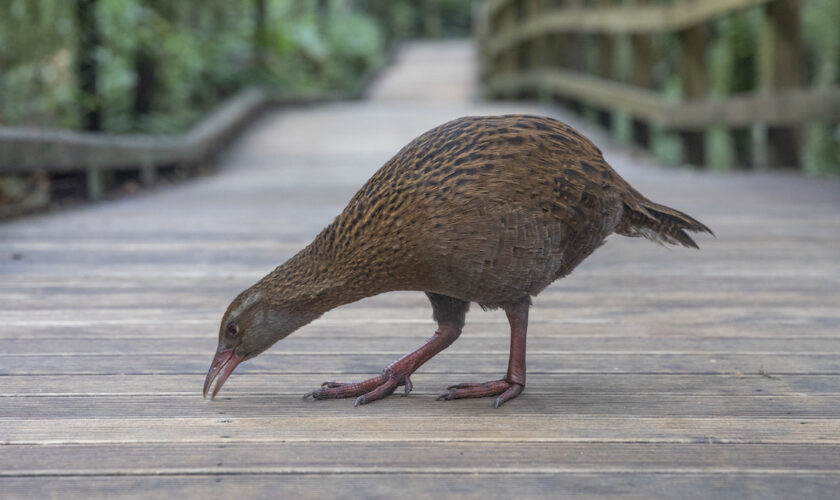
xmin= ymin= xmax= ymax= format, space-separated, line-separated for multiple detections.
xmin=617 ymin=194 xmax=713 ymax=249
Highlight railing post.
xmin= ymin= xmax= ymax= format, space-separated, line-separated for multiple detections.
xmin=758 ymin=0 xmax=801 ymax=168
xmin=475 ymin=2 xmax=491 ymax=87
xmin=555 ymin=0 xmax=585 ymax=113
xmin=678 ymin=24 xmax=709 ymax=166
xmin=628 ymin=0 xmax=654 ymax=149
xmin=499 ymin=1 xmax=520 ymax=99
xmin=526 ymin=0 xmax=549 ymax=78
xmin=593 ymin=0 xmax=616 ymax=130
xmin=86 ymin=167 xmax=105 ymax=201
xmin=140 ymin=161 xmax=157 ymax=188
xmin=563 ymin=0 xmax=586 ymax=74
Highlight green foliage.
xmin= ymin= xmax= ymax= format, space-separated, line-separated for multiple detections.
xmin=0 ymin=0 xmax=471 ymax=135
xmin=720 ymin=10 xmax=759 ymax=94
xmin=94 ymin=0 xmax=256 ymax=133
xmin=364 ymin=0 xmax=473 ymax=42
xmin=0 ymin=0 xmax=77 ymax=128
xmin=802 ymin=0 xmax=840 ymax=176
xmin=264 ymin=2 xmax=385 ymax=99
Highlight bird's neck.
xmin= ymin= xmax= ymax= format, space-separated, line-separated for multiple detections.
xmin=259 ymin=225 xmax=373 ymax=314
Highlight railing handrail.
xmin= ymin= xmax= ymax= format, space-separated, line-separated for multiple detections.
xmin=485 ymin=0 xmax=773 ymax=58
xmin=487 ymin=68 xmax=840 ymax=129
xmin=478 ymin=0 xmax=840 ymax=169
xmin=0 ymin=87 xmax=268 ymax=173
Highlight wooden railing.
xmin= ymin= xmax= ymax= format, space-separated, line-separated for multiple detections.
xmin=0 ymin=39 xmax=388 ymax=213
xmin=0 ymin=88 xmax=272 ymax=202
xmin=476 ymin=0 xmax=840 ymax=169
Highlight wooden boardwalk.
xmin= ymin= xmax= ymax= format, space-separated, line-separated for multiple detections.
xmin=2 ymin=40 xmax=840 ymax=499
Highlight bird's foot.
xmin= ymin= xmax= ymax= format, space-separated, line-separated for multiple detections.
xmin=303 ymin=370 xmax=413 ymax=406
xmin=437 ymin=379 xmax=523 ymax=408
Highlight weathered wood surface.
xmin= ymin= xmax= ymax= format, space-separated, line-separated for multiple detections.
xmin=1 ymin=40 xmax=839 ymax=499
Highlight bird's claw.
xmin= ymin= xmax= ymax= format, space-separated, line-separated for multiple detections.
xmin=437 ymin=379 xmax=523 ymax=407
xmin=303 ymin=372 xmax=410 ymax=406
xmin=302 ymin=389 xmax=322 ymax=400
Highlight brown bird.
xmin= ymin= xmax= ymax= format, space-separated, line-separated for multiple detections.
xmin=203 ymin=114 xmax=712 ymax=407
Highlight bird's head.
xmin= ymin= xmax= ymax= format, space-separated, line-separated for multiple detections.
xmin=203 ymin=285 xmax=316 ymax=399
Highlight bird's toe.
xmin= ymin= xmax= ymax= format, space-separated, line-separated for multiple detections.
xmin=304 ymin=372 xmax=409 ymax=405
xmin=401 ymin=376 xmax=413 ymax=396
xmin=438 ymin=379 xmax=523 ymax=407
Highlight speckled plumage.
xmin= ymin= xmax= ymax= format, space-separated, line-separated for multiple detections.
xmin=205 ymin=114 xmax=712 ymax=407
xmin=258 ymin=114 xmax=710 ymax=310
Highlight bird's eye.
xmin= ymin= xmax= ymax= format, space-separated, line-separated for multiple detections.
xmin=226 ymin=323 xmax=239 ymax=338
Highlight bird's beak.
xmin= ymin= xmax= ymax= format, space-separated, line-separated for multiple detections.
xmin=203 ymin=348 xmax=245 ymax=399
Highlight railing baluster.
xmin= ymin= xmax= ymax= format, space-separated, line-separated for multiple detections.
xmin=759 ymin=0 xmax=801 ymax=168
xmin=478 ymin=0 xmax=837 ymax=172
xmin=678 ymin=23 xmax=709 ymax=166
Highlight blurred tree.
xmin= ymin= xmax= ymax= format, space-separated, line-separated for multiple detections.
xmin=422 ymin=0 xmax=442 ymax=38
xmin=253 ymin=0 xmax=269 ymax=70
xmin=75 ymin=0 xmax=102 ymax=131
xmin=0 ymin=0 xmax=472 ymax=134
xmin=132 ymin=1 xmax=162 ymax=120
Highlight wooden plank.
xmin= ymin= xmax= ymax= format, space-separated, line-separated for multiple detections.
xmin=2 ymin=442 xmax=838 ymax=475
xmin=1 ymin=352 xmax=838 ymax=376
xmin=4 ymin=335 xmax=840 ymax=356
xmin=3 ymin=474 xmax=839 ymax=500
xmin=4 ymin=394 xmax=840 ymax=420
xmin=2 ymin=275 xmax=839 ymax=305
xmin=2 ymin=374 xmax=836 ymax=397
xmin=0 ymin=308 xmax=837 ymax=339
xmin=3 ymin=415 xmax=839 ymax=445
xmin=5 ymin=235 xmax=838 ymax=262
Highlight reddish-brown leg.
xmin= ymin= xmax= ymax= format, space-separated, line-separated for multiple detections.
xmin=303 ymin=323 xmax=461 ymax=406
xmin=438 ymin=301 xmax=529 ymax=408
xmin=304 ymin=293 xmax=469 ymax=406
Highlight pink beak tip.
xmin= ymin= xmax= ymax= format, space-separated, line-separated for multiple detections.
xmin=203 ymin=349 xmax=243 ymax=400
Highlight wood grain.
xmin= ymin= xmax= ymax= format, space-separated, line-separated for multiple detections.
xmin=2 ymin=442 xmax=839 ymax=474
xmin=4 ymin=417 xmax=839 ymax=445
xmin=4 ymin=474 xmax=839 ymax=500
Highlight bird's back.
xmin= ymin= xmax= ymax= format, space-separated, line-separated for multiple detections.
xmin=312 ymin=115 xmax=710 ymax=308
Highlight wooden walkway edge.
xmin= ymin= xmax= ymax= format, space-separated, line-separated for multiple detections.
xmin=1 ymin=40 xmax=839 ymax=499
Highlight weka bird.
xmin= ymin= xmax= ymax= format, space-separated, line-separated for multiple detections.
xmin=204 ymin=114 xmax=712 ymax=407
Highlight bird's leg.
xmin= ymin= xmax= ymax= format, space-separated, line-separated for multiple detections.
xmin=438 ymin=301 xmax=529 ymax=408
xmin=304 ymin=293 xmax=468 ymax=406
xmin=303 ymin=322 xmax=462 ymax=406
